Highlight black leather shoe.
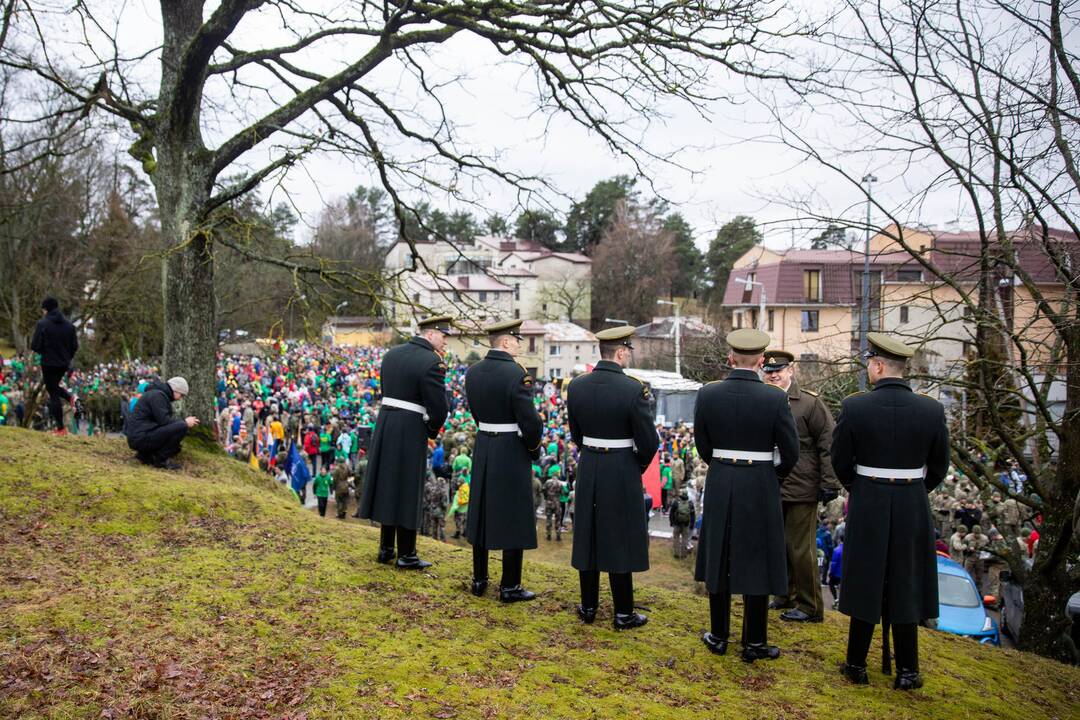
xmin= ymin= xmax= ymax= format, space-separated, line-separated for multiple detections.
xmin=769 ymin=599 xmax=795 ymax=610
xmin=613 ymin=612 xmax=648 ymax=630
xmin=498 ymin=585 xmax=536 ymax=603
xmin=894 ymin=670 xmax=923 ymax=691
xmin=155 ymin=460 xmax=182 ymax=471
xmin=841 ymin=663 xmax=870 ymax=685
xmin=577 ymin=605 xmax=597 ymax=624
xmin=701 ymin=632 xmax=729 ymax=655
xmin=780 ymin=608 xmax=824 ymax=623
xmin=470 ymin=579 xmax=488 ymax=597
xmin=376 ymin=547 xmax=395 ymax=564
xmin=740 ymin=643 xmax=781 ymax=662
xmin=395 ymin=553 xmax=432 ymax=570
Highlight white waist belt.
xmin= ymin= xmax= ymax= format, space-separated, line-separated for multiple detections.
xmin=479 ymin=422 xmax=521 ymax=435
xmin=712 ymin=448 xmax=776 ymax=463
xmin=856 ymin=464 xmax=926 ymax=479
xmin=583 ymin=436 xmax=635 ymax=449
xmin=382 ymin=397 xmax=428 ymax=420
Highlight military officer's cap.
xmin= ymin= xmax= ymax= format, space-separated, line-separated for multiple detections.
xmin=485 ymin=318 xmax=525 ymax=340
xmin=595 ymin=325 xmax=636 ymax=348
xmin=726 ymin=328 xmax=770 ymax=354
xmin=763 ymin=349 xmax=795 ymax=372
xmin=865 ymin=331 xmax=914 ymax=361
xmin=417 ymin=314 xmax=454 ymax=333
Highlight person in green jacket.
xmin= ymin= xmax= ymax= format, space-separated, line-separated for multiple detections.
xmin=319 ymin=425 xmax=334 ymax=474
xmin=452 ymin=447 xmax=472 ymax=476
xmin=313 ymin=466 xmax=332 ymax=517
xmin=660 ymin=455 xmax=674 ymax=512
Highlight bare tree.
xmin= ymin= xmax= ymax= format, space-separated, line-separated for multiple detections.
xmin=0 ymin=1 xmax=809 ymax=424
xmin=592 ymin=200 xmax=676 ymax=326
xmin=765 ymin=0 xmax=1079 ymax=659
xmin=534 ymin=275 xmax=591 ymax=325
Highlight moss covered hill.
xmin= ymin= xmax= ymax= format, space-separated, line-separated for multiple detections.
xmin=1 ymin=430 xmax=1077 ymax=720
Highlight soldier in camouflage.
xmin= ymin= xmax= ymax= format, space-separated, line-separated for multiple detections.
xmin=543 ymin=475 xmax=564 ymax=541
xmin=333 ymin=460 xmax=352 ymax=520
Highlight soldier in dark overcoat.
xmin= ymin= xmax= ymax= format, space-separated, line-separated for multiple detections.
xmin=464 ymin=319 xmax=544 ymax=602
xmin=358 ymin=315 xmax=451 ymax=569
xmin=693 ymin=329 xmax=799 ymax=662
xmin=566 ymin=325 xmax=659 ymax=630
xmin=831 ymin=332 xmax=949 ymax=690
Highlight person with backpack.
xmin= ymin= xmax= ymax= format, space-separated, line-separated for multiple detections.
xmin=670 ymin=487 xmax=696 ymax=559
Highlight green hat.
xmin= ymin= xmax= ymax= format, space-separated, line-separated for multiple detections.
xmin=726 ymin=328 xmax=770 ymax=354
xmin=865 ymin=332 xmax=914 ymax=361
xmin=972 ymin=525 xmax=983 ymax=534
xmin=485 ymin=318 xmax=525 ymax=340
xmin=596 ymin=325 xmax=636 ymax=348
xmin=763 ymin=349 xmax=795 ymax=372
xmin=417 ymin=315 xmax=454 ymax=333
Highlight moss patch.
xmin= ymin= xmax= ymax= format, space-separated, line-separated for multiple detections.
xmin=1 ymin=428 xmax=1077 ymax=719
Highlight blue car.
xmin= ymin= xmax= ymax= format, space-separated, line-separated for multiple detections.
xmin=926 ymin=553 xmax=1000 ymax=646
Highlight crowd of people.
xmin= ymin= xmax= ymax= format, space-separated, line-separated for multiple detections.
xmin=0 ymin=338 xmax=1043 ymax=601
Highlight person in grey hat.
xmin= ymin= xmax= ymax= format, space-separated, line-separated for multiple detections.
xmin=126 ymin=376 xmax=199 ymax=470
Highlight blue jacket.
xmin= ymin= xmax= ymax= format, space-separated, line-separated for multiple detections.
xmin=829 ymin=544 xmax=844 ymax=582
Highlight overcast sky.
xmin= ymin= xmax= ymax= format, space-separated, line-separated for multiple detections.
xmin=19 ymin=1 xmax=1007 ymax=251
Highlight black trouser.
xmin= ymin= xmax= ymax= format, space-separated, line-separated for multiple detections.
xmin=846 ymin=618 xmax=919 ymax=671
xmin=317 ymin=497 xmax=328 ymax=516
xmin=579 ymin=570 xmax=634 ymax=615
xmin=709 ymin=592 xmax=768 ymax=644
xmin=129 ymin=420 xmax=188 ymax=464
xmin=42 ymin=365 xmax=71 ymax=429
xmin=661 ymin=488 xmax=669 ymax=510
xmin=380 ymin=524 xmax=418 ymax=556
xmin=472 ymin=547 xmax=524 ymax=588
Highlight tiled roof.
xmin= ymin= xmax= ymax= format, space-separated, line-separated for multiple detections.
xmin=542 ymin=322 xmax=596 ymax=342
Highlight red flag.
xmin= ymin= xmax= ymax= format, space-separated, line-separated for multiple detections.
xmin=642 ymin=453 xmax=662 ymax=509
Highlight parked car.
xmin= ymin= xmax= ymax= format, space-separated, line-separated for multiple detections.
xmin=925 ymin=553 xmax=1000 ymax=646
xmin=999 ymin=566 xmax=1080 ymax=653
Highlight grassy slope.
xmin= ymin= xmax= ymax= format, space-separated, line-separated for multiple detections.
xmin=0 ymin=429 xmax=1076 ymax=720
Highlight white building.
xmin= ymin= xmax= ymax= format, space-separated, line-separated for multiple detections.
xmin=542 ymin=321 xmax=598 ymax=379
xmin=383 ymin=235 xmax=591 ymax=328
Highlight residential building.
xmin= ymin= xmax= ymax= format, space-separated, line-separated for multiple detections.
xmin=633 ymin=314 xmax=715 ymax=370
xmin=542 ymin=322 xmax=599 ymax=379
xmin=383 ymin=234 xmax=591 ymax=328
xmin=445 ymin=319 xmax=547 ymax=377
xmin=721 ymin=223 xmax=1076 ymax=380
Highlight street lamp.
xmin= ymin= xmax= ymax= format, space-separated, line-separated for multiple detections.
xmin=604 ymin=317 xmax=629 ymax=326
xmin=736 ymin=274 xmax=768 ymax=332
xmin=335 ymin=300 xmax=349 ymax=314
xmin=859 ymin=173 xmax=878 ymax=390
xmin=656 ymin=299 xmax=681 ymax=376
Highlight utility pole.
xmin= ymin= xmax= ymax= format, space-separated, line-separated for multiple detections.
xmin=859 ymin=173 xmax=877 ymax=390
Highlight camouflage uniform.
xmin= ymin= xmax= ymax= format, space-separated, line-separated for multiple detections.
xmin=543 ymin=477 xmax=564 ymax=541
xmin=333 ymin=463 xmax=351 ymax=520
xmin=962 ymin=526 xmax=990 ymax=593
xmin=669 ymin=490 xmax=695 ymax=559
xmin=429 ymin=474 xmax=449 ymax=541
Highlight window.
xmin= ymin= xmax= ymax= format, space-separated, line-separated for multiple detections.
xmin=767 ymin=309 xmax=775 ymax=332
xmin=542 ymin=303 xmax=548 ymax=314
xmin=900 ymin=305 xmax=909 ymax=323
xmin=478 ymin=291 xmax=488 ymax=302
xmin=514 ymin=284 xmax=520 ymax=301
xmin=803 ymin=270 xmax=822 ymax=302
xmin=741 ymin=272 xmax=755 ymax=303
xmin=472 ymin=338 xmax=480 ymax=347
xmin=551 ymin=367 xmax=563 ymax=379
xmin=412 ymin=293 xmax=420 ymax=303
xmin=896 ymin=269 xmax=922 ymax=282
xmin=513 ymin=308 xmax=520 ymax=319
xmin=550 ymin=344 xmax=561 ymax=356
xmin=735 ymin=311 xmax=743 ymax=329
xmin=528 ymin=337 xmax=536 ymax=353
xmin=801 ymin=310 xmax=819 ymax=332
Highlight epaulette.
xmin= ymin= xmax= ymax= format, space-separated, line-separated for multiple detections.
xmin=705 ymin=379 xmax=723 ymax=385
xmin=515 ymin=362 xmax=533 ymax=387
xmin=803 ymin=389 xmax=819 ymax=397
xmin=843 ymin=391 xmax=867 ymax=400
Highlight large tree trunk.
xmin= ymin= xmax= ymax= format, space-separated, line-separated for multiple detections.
xmin=154 ymin=0 xmax=217 ymax=426
xmin=9 ymin=285 xmax=25 ymax=352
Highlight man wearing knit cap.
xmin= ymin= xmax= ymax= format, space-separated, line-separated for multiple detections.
xmin=31 ymin=296 xmax=79 ymax=434
xmin=126 ymin=375 xmax=199 ymax=470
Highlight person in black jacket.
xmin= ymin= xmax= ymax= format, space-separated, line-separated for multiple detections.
xmin=126 ymin=376 xmax=199 ymax=469
xmin=566 ymin=325 xmax=659 ymax=630
xmin=464 ymin=319 xmax=544 ymax=603
xmin=30 ymin=297 xmax=79 ymax=433
xmin=358 ymin=315 xmax=451 ymax=569
xmin=831 ymin=333 xmax=949 ymax=691
xmin=693 ymin=329 xmax=799 ymax=662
